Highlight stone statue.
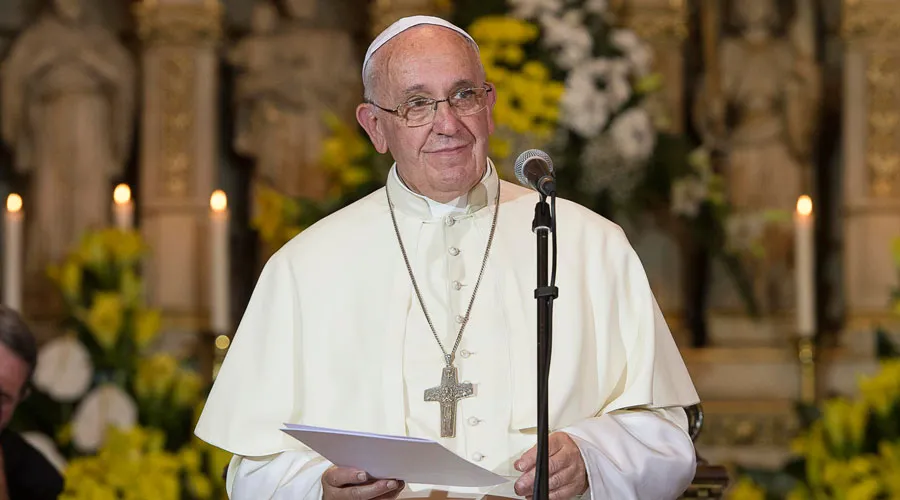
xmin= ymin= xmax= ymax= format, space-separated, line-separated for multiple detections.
xmin=694 ymin=0 xmax=820 ymax=313
xmin=1 ymin=0 xmax=135 ymax=310
xmin=230 ymin=0 xmax=359 ymax=202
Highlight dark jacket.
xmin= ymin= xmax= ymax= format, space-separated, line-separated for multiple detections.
xmin=1 ymin=430 xmax=63 ymax=500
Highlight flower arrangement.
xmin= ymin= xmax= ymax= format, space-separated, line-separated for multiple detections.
xmin=252 ymin=114 xmax=393 ymax=253
xmin=728 ymin=239 xmax=900 ymax=498
xmin=11 ymin=228 xmax=228 ymax=499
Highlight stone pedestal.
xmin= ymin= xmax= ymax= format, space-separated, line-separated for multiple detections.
xmin=134 ymin=0 xmax=222 ymax=344
xmin=842 ymin=0 xmax=900 ymax=317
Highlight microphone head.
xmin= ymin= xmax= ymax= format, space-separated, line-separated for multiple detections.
xmin=514 ymin=149 xmax=554 ymax=188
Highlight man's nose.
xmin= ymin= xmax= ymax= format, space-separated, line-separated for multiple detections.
xmin=431 ymin=100 xmax=461 ymax=135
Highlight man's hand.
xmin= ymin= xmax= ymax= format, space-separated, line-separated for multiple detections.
xmin=513 ymin=432 xmax=588 ymax=500
xmin=322 ymin=466 xmax=405 ymax=500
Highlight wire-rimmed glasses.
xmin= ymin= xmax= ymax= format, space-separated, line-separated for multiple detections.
xmin=367 ymin=85 xmax=493 ymax=127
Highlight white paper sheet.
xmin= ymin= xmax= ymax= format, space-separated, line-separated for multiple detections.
xmin=280 ymin=423 xmax=510 ymax=488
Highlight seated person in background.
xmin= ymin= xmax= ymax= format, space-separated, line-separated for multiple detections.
xmin=0 ymin=306 xmax=64 ymax=500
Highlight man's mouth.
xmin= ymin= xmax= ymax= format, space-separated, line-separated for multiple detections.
xmin=426 ymin=144 xmax=469 ymax=154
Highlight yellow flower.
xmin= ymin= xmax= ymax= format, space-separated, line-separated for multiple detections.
xmin=59 ymin=261 xmax=83 ymax=300
xmin=102 ymin=228 xmax=145 ymax=264
xmin=174 ymin=369 xmax=203 ymax=408
xmin=189 ymin=472 xmax=213 ymax=499
xmin=86 ymin=293 xmax=124 ymax=350
xmin=180 ymin=447 xmax=202 ymax=472
xmin=119 ymin=268 xmax=143 ymax=307
xmin=77 ymin=232 xmax=108 ymax=269
xmin=134 ymin=308 xmax=162 ymax=350
xmin=135 ymin=354 xmax=178 ymax=400
xmin=891 ymin=236 xmax=900 ymax=267
xmin=728 ymin=477 xmax=766 ymax=500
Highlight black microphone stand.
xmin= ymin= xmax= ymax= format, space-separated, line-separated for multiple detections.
xmin=532 ymin=193 xmax=557 ymax=500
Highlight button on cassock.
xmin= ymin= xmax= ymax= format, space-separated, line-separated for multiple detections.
xmin=459 ymin=349 xmax=472 ymax=358
xmin=448 ymin=247 xmax=460 ymax=256
xmin=471 ymin=452 xmax=484 ymax=462
xmin=467 ymin=416 xmax=480 ymax=426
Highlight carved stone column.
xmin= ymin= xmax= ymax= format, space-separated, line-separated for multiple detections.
xmin=369 ymin=0 xmax=452 ymax=36
xmin=134 ymin=0 xmax=222 ymax=339
xmin=841 ymin=0 xmax=900 ymax=320
xmin=620 ymin=0 xmax=687 ymax=133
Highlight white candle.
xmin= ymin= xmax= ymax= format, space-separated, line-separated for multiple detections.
xmin=209 ymin=190 xmax=230 ymax=334
xmin=795 ymin=195 xmax=815 ymax=337
xmin=4 ymin=194 xmax=23 ymax=312
xmin=113 ymin=184 xmax=134 ymax=231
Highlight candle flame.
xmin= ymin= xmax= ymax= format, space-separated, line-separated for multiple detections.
xmin=210 ymin=190 xmax=228 ymax=212
xmin=6 ymin=194 xmax=22 ymax=213
xmin=797 ymin=195 xmax=813 ymax=216
xmin=113 ymin=184 xmax=132 ymax=205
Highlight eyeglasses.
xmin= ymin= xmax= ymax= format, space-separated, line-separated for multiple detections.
xmin=367 ymin=85 xmax=493 ymax=127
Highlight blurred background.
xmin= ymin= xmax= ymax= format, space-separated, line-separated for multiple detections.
xmin=1 ymin=0 xmax=898 ymax=498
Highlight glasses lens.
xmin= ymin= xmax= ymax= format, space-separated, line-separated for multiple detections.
xmin=451 ymin=88 xmax=488 ymax=116
xmin=403 ymin=101 xmax=435 ymax=127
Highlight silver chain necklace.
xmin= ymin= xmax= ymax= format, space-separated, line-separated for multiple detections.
xmin=386 ymin=180 xmax=500 ymax=367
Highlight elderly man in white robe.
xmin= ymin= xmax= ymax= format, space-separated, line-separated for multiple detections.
xmin=195 ymin=16 xmax=701 ymax=500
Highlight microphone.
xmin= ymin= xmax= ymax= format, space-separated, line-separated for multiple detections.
xmin=514 ymin=149 xmax=556 ymax=196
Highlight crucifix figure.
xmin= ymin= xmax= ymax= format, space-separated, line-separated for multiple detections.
xmin=424 ymin=366 xmax=474 ymax=438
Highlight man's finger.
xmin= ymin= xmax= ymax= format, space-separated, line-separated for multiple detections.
xmin=323 ymin=466 xmax=370 ymax=488
xmin=347 ymin=479 xmax=404 ymax=500
xmin=514 ymin=459 xmax=570 ymax=496
xmin=514 ymin=432 xmax=573 ymax=472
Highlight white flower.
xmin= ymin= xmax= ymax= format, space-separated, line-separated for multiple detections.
xmin=584 ymin=0 xmax=608 ymax=14
xmin=539 ymin=11 xmax=592 ymax=69
xmin=71 ymin=384 xmax=137 ymax=452
xmin=561 ymin=75 xmax=610 ymax=137
xmin=611 ymin=29 xmax=654 ymax=76
xmin=671 ymin=177 xmax=709 ymax=218
xmin=605 ymin=59 xmax=633 ymax=112
xmin=21 ymin=432 xmax=67 ymax=472
xmin=509 ymin=0 xmax=562 ymax=18
xmin=610 ymin=107 xmax=656 ymax=163
xmin=725 ymin=213 xmax=768 ymax=253
xmin=32 ymin=336 xmax=93 ymax=402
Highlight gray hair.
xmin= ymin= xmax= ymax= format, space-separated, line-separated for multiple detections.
xmin=362 ymin=27 xmax=484 ymax=103
xmin=0 ymin=306 xmax=37 ymax=392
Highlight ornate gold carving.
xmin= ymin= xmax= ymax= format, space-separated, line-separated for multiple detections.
xmin=695 ymin=411 xmax=798 ymax=448
xmin=865 ymin=51 xmax=900 ymax=197
xmin=134 ymin=2 xmax=223 ymax=45
xmin=159 ymin=54 xmax=196 ymax=197
xmin=622 ymin=2 xmax=687 ymax=42
xmin=842 ymin=0 xmax=900 ymax=40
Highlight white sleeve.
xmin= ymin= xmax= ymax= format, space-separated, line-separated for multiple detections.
xmin=561 ymin=407 xmax=696 ymax=500
xmin=227 ymin=451 xmax=334 ymax=500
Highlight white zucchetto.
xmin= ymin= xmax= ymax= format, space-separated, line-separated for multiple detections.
xmin=362 ymin=15 xmax=479 ymax=80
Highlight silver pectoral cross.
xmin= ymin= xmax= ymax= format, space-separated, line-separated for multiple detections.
xmin=424 ymin=365 xmax=474 ymax=438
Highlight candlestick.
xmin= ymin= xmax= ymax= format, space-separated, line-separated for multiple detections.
xmin=209 ymin=190 xmax=230 ymax=335
xmin=113 ymin=184 xmax=134 ymax=231
xmin=4 ymin=194 xmax=23 ymax=311
xmin=795 ymin=195 xmax=815 ymax=338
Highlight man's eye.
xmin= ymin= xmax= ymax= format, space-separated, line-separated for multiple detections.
xmin=407 ymin=99 xmax=432 ymax=108
xmin=454 ymin=89 xmax=476 ymax=100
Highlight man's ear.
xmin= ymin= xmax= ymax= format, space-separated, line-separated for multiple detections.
xmin=485 ymin=82 xmax=497 ymax=135
xmin=356 ymin=103 xmax=389 ymax=154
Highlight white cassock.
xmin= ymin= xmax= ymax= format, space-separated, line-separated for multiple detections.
xmin=195 ymin=161 xmax=701 ymax=500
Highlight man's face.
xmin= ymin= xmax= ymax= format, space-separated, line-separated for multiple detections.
xmin=357 ymin=26 xmax=496 ymax=202
xmin=0 ymin=343 xmax=29 ymax=431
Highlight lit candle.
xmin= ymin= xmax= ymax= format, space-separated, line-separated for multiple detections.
xmin=209 ymin=190 xmax=230 ymax=334
xmin=113 ymin=184 xmax=134 ymax=231
xmin=795 ymin=195 xmax=815 ymax=337
xmin=4 ymin=194 xmax=23 ymax=312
